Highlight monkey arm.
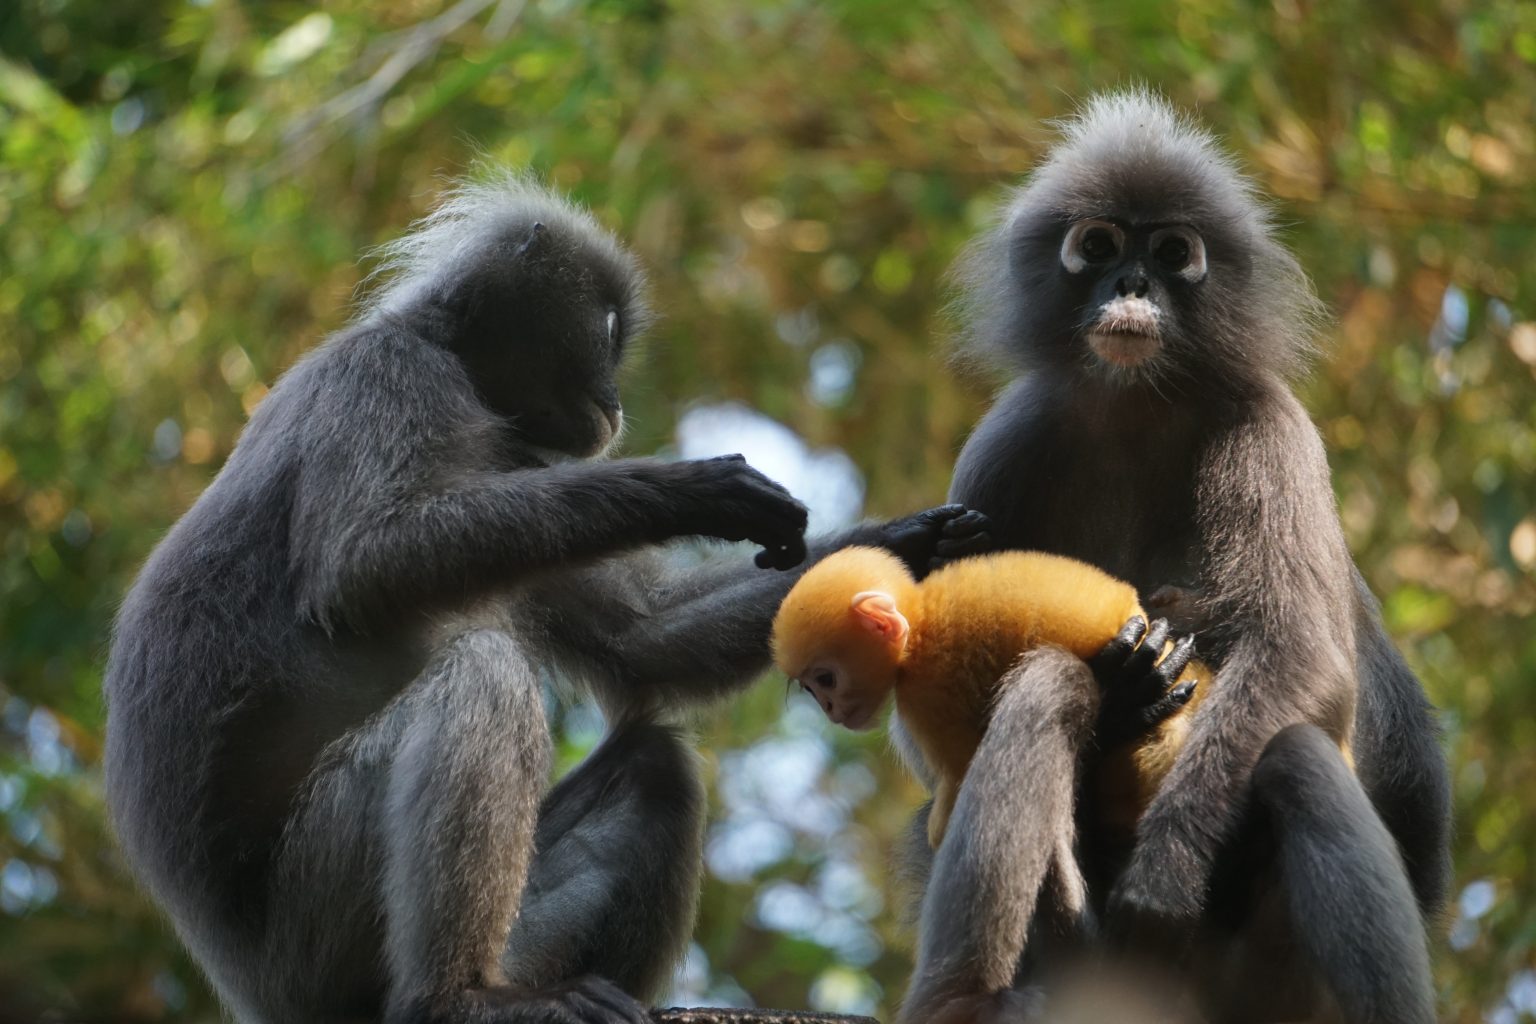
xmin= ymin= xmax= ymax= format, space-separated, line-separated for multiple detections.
xmin=276 ymin=332 xmax=809 ymax=633
xmin=289 ymin=445 xmax=813 ymax=635
xmin=1109 ymin=396 xmax=1358 ymax=935
xmin=899 ymin=646 xmax=1098 ymax=1024
xmin=530 ymin=508 xmax=991 ymax=709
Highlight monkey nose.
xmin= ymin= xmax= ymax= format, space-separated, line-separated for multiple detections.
xmin=1116 ymin=270 xmax=1150 ymax=298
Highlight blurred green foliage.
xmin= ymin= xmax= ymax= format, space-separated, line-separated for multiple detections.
xmin=2 ymin=0 xmax=1535 ymax=1020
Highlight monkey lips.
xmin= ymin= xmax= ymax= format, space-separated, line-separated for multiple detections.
xmin=1087 ymin=296 xmax=1162 ymax=368
xmin=830 ymin=700 xmax=879 ymax=731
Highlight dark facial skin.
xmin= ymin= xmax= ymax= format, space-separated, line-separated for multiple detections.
xmin=435 ymin=222 xmax=635 ymax=457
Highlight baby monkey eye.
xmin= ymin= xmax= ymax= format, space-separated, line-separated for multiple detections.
xmin=812 ymin=670 xmax=836 ymax=691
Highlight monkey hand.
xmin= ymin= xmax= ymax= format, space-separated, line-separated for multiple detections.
xmin=673 ymin=454 xmax=810 ymax=570
xmin=1088 ymin=616 xmax=1197 ymax=752
xmin=874 ymin=503 xmax=994 ymax=579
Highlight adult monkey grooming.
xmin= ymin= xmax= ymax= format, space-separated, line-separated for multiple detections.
xmin=901 ymin=93 xmax=1450 ymax=1023
xmin=104 ymin=172 xmax=990 ymax=1024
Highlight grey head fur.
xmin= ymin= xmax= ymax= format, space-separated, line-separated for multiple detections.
xmin=359 ymin=166 xmax=652 ymax=336
xmin=955 ymin=90 xmax=1325 ymax=395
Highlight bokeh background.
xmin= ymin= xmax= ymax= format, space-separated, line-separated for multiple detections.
xmin=2 ymin=0 xmax=1534 ymax=1020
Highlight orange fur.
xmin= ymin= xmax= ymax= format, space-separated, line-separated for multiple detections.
xmin=771 ymin=547 xmax=1214 ymax=847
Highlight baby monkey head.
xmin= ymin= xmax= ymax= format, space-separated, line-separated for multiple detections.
xmin=362 ymin=170 xmax=653 ymax=459
xmin=771 ymin=547 xmax=921 ymax=731
xmin=958 ymin=90 xmax=1322 ymax=392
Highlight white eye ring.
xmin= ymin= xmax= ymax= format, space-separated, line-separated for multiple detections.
xmin=1060 ymin=220 xmax=1125 ymax=274
xmin=606 ymin=310 xmax=619 ymax=342
xmin=1150 ymin=227 xmax=1208 ymax=283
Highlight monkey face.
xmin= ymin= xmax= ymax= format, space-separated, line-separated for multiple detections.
xmin=797 ymin=661 xmax=886 ymax=731
xmin=494 ymin=286 xmax=629 ymax=458
xmin=1056 ymin=218 xmax=1210 ymax=374
xmin=963 ymin=92 xmax=1320 ymax=390
xmin=441 ymin=219 xmax=650 ymax=458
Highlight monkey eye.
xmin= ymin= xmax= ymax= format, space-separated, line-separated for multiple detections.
xmin=605 ymin=310 xmax=619 ymax=345
xmin=810 ymin=669 xmax=837 ymax=691
xmin=1150 ymin=227 xmax=1207 ymax=282
xmin=1061 ymin=219 xmax=1125 ymax=274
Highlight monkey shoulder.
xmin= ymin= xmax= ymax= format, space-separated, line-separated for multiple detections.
xmin=297 ymin=323 xmax=494 ymax=451
xmin=948 ymin=380 xmax=1071 ymax=543
xmin=1196 ymin=385 xmax=1332 ymax=491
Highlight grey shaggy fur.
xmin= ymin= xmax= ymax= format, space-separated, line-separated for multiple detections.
xmin=955 ymin=90 xmax=1325 ymax=389
xmin=361 ymin=170 xmax=650 ymax=336
xmin=899 ymin=92 xmax=1449 ymax=1024
xmin=103 ymin=170 xmax=987 ymax=1024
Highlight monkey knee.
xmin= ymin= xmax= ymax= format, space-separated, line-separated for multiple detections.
xmin=426 ymin=629 xmax=543 ymax=722
xmin=992 ymin=648 xmax=1097 ymax=731
xmin=1253 ymin=723 xmax=1346 ymax=796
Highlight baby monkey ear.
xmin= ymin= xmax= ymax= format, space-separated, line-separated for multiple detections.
xmin=850 ymin=591 xmax=910 ymax=647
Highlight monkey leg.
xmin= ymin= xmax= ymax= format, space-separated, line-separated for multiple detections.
xmin=897 ymin=646 xmax=1099 ymax=1024
xmin=263 ymin=629 xmax=646 ymax=1024
xmin=367 ymin=629 xmax=556 ymax=1022
xmin=1352 ymin=614 xmax=1453 ymax=920
xmin=503 ymin=718 xmax=706 ymax=1004
xmin=1242 ymin=724 xmax=1435 ymax=1024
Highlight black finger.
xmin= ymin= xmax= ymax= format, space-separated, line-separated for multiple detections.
xmin=751 ymin=495 xmax=808 ymax=535
xmin=940 ymin=509 xmax=991 ymax=536
xmin=1114 ymin=615 xmax=1149 ymax=651
xmin=935 ymin=531 xmax=993 ymax=558
xmin=1168 ymin=679 xmax=1197 ymax=704
xmin=756 ymin=546 xmax=792 ymax=571
xmin=744 ymin=475 xmax=803 ymax=513
xmin=1138 ymin=681 xmax=1197 ymax=729
xmin=1089 ymin=615 xmax=1146 ymax=678
xmin=919 ymin=502 xmax=967 ymax=523
xmin=1155 ymin=634 xmax=1198 ymax=684
xmin=1126 ymin=618 xmax=1171 ymax=676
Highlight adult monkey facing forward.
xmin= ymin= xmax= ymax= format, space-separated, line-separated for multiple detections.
xmin=900 ymin=93 xmax=1450 ymax=1024
xmin=104 ymin=174 xmax=992 ymax=1024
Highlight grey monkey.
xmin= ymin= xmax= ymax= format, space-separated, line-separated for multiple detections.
xmin=103 ymin=171 xmax=990 ymax=1024
xmin=898 ymin=93 xmax=1449 ymax=1024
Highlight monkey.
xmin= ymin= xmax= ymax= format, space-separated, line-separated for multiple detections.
xmin=895 ymin=92 xmax=1450 ymax=1024
xmin=102 ymin=170 xmax=995 ymax=1024
xmin=770 ymin=545 xmax=1224 ymax=848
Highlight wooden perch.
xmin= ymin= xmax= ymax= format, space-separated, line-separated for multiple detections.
xmin=654 ymin=1009 xmax=880 ymax=1024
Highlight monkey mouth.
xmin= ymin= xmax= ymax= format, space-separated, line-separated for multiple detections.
xmin=589 ymin=403 xmax=624 ymax=454
xmin=834 ymin=703 xmax=878 ymax=731
xmin=1087 ymin=297 xmax=1163 ymax=368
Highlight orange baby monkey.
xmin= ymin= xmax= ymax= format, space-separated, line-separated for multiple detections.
xmin=771 ymin=547 xmax=1213 ymax=847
